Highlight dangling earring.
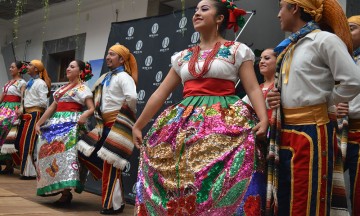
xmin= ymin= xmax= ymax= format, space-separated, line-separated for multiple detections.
xmin=216 ymin=24 xmax=219 ymax=37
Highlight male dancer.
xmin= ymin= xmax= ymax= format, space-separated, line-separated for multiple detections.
xmin=267 ymin=1 xmax=360 ymax=215
xmin=14 ymin=60 xmax=50 ymax=179
xmin=78 ymin=44 xmax=137 ymax=214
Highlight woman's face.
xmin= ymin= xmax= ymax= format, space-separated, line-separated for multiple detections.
xmin=66 ymin=61 xmax=81 ymax=81
xmin=193 ymin=0 xmax=218 ymax=33
xmin=9 ymin=62 xmax=19 ymax=77
xmin=259 ymin=49 xmax=276 ymax=77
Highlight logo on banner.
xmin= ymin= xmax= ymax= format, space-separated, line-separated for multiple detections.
xmin=177 ymin=17 xmax=188 ymax=33
xmin=165 ymin=93 xmax=173 ymax=104
xmin=142 ymin=56 xmax=153 ymax=70
xmin=127 ymin=183 xmax=137 ymax=199
xmin=134 ymin=40 xmax=143 ymax=54
xmin=160 ymin=37 xmax=170 ymax=52
xmin=189 ymin=32 xmax=200 ymax=47
xmin=126 ymin=27 xmax=135 ymax=40
xmin=153 ymin=71 xmax=163 ymax=86
xmin=122 ymin=162 xmax=131 ymax=177
xmin=137 ymin=90 xmax=146 ymax=104
xmin=124 ymin=162 xmax=131 ymax=173
xmin=149 ymin=23 xmax=159 ymax=38
xmin=132 ymin=183 xmax=137 ymax=194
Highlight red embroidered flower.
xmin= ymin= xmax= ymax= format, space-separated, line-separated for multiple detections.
xmin=38 ymin=141 xmax=65 ymax=159
xmin=167 ymin=195 xmax=196 ymax=216
xmin=244 ymin=195 xmax=262 ymax=216
xmin=183 ymin=106 xmax=194 ymax=117
xmin=138 ymin=203 xmax=148 ymax=216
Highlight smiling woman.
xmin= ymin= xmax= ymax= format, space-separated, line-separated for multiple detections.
xmin=133 ymin=0 xmax=268 ymax=215
xmin=242 ymin=48 xmax=276 ymax=121
xmin=0 ymin=61 xmax=27 ymax=175
xmin=35 ymin=60 xmax=94 ymax=205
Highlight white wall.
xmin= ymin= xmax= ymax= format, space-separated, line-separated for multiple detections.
xmin=338 ymin=0 xmax=347 ymax=11
xmin=0 ymin=0 xmax=148 ymax=84
xmin=0 ymin=20 xmax=13 ymax=88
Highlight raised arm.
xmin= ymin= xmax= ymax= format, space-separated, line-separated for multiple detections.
xmin=132 ymin=68 xmax=181 ymax=148
xmin=0 ymin=92 xmax=4 ymax=104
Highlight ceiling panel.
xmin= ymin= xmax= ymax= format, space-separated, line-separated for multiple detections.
xmin=0 ymin=0 xmax=66 ymax=20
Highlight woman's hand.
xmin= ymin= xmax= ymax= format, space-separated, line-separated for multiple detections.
xmin=35 ymin=124 xmax=41 ymax=135
xmin=266 ymin=88 xmax=281 ymax=109
xmin=132 ymin=126 xmax=143 ymax=149
xmin=336 ymin=102 xmax=349 ymax=118
xmin=15 ymin=106 xmax=23 ymax=116
xmin=77 ymin=115 xmax=87 ymax=125
xmin=252 ymin=120 xmax=269 ymax=138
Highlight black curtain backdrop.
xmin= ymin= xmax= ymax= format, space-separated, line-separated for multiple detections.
xmin=85 ymin=7 xmax=256 ymax=204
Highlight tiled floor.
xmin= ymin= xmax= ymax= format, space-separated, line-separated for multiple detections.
xmin=0 ymin=168 xmax=135 ymax=215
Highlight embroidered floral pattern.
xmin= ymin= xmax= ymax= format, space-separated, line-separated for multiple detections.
xmin=244 ymin=195 xmax=262 ymax=216
xmin=65 ymin=85 xmax=86 ymax=97
xmin=167 ymin=195 xmax=196 ymax=216
xmin=138 ymin=203 xmax=148 ymax=216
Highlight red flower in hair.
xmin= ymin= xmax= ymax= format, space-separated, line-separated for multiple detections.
xmin=19 ymin=63 xmax=28 ymax=74
xmin=80 ymin=62 xmax=93 ymax=82
xmin=217 ymin=0 xmax=246 ymax=32
xmin=227 ymin=8 xmax=246 ymax=32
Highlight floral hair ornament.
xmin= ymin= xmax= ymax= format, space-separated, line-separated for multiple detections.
xmin=19 ymin=61 xmax=29 ymax=75
xmin=218 ymin=0 xmax=246 ymax=32
xmin=80 ymin=62 xmax=93 ymax=82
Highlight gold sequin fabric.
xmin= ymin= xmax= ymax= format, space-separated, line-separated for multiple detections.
xmin=136 ymin=95 xmax=266 ymax=215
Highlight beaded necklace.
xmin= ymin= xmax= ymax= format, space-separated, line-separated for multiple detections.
xmin=53 ymin=82 xmax=78 ymax=102
xmin=3 ymin=80 xmax=17 ymax=95
xmin=188 ymin=42 xmax=221 ymax=78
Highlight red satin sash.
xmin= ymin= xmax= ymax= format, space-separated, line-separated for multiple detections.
xmin=3 ymin=95 xmax=21 ymax=102
xmin=183 ymin=78 xmax=235 ymax=98
xmin=56 ymin=102 xmax=82 ymax=112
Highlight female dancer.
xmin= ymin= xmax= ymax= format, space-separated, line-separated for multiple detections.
xmin=133 ymin=0 xmax=268 ymax=215
xmin=35 ymin=60 xmax=94 ymax=205
xmin=0 ymin=61 xmax=27 ymax=174
xmin=243 ymin=48 xmax=276 ymax=121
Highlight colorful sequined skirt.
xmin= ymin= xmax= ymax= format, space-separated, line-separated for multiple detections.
xmin=0 ymin=102 xmax=20 ymax=160
xmin=136 ymin=95 xmax=266 ymax=216
xmin=0 ymin=102 xmax=19 ymax=146
xmin=36 ymin=111 xmax=86 ymax=196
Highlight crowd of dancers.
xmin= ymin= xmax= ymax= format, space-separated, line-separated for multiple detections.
xmin=0 ymin=0 xmax=360 ymax=215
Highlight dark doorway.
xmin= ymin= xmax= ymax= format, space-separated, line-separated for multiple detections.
xmin=42 ymin=33 xmax=86 ymax=85
xmin=49 ymin=50 xmax=75 ymax=82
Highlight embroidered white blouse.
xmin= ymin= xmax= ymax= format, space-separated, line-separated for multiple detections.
xmin=24 ymin=78 xmax=49 ymax=108
xmin=280 ymin=31 xmax=360 ymax=108
xmin=2 ymin=79 xmax=26 ymax=97
xmin=101 ymin=72 xmax=137 ymax=114
xmin=171 ymin=42 xmax=254 ymax=84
